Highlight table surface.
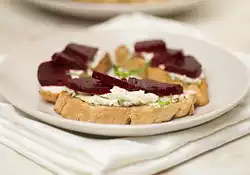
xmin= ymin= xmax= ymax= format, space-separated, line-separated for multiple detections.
xmin=1 ymin=0 xmax=250 ymax=174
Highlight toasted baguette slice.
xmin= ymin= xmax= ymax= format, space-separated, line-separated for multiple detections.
xmin=54 ymin=92 xmax=196 ymax=125
xmin=115 ymin=45 xmax=209 ymax=106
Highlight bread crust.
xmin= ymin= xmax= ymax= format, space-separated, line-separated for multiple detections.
xmin=115 ymin=45 xmax=209 ymax=106
xmin=39 ymin=90 xmax=60 ymax=103
xmin=148 ymin=67 xmax=172 ymax=83
xmin=54 ymin=92 xmax=196 ymax=125
xmin=122 ymin=57 xmax=148 ymax=79
xmin=185 ymin=79 xmax=209 ymax=106
xmin=115 ymin=45 xmax=131 ymax=66
xmin=93 ymin=53 xmax=112 ymax=73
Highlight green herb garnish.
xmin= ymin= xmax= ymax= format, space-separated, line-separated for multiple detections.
xmin=157 ymin=100 xmax=171 ymax=106
xmin=114 ymin=61 xmax=151 ymax=78
xmin=118 ymin=99 xmax=126 ymax=105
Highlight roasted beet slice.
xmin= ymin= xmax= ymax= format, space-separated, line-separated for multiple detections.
xmin=38 ymin=43 xmax=99 ymax=87
xmin=151 ymin=49 xmax=184 ymax=63
xmin=65 ymin=43 xmax=98 ymax=61
xmin=151 ymin=49 xmax=201 ymax=78
xmin=37 ymin=61 xmax=70 ymax=86
xmin=128 ymin=78 xmax=183 ymax=96
xmin=92 ymin=71 xmax=182 ymax=96
xmin=151 ymin=52 xmax=171 ymax=66
xmin=167 ymin=49 xmax=184 ymax=62
xmin=67 ymin=77 xmax=112 ymax=95
xmin=135 ymin=40 xmax=166 ymax=53
xmin=52 ymin=52 xmax=87 ymax=70
xmin=52 ymin=43 xmax=98 ymax=70
xmin=92 ymin=71 xmax=139 ymax=91
xmin=165 ymin=55 xmax=201 ymax=78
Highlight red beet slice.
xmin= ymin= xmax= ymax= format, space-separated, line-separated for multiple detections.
xmin=38 ymin=43 xmax=99 ymax=87
xmin=92 ymin=71 xmax=182 ymax=96
xmin=92 ymin=71 xmax=139 ymax=91
xmin=52 ymin=43 xmax=98 ymax=70
xmin=52 ymin=52 xmax=87 ymax=70
xmin=151 ymin=49 xmax=201 ymax=78
xmin=151 ymin=52 xmax=171 ymax=65
xmin=65 ymin=43 xmax=98 ymax=61
xmin=67 ymin=77 xmax=112 ymax=95
xmin=167 ymin=49 xmax=185 ymax=62
xmin=37 ymin=61 xmax=70 ymax=86
xmin=128 ymin=78 xmax=183 ymax=96
xmin=135 ymin=40 xmax=166 ymax=53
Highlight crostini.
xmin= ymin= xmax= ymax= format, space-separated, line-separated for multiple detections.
xmin=54 ymin=71 xmax=196 ymax=124
xmin=115 ymin=39 xmax=209 ymax=106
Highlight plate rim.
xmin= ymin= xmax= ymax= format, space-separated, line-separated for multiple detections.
xmin=24 ymin=0 xmax=206 ymax=16
xmin=1 ymin=30 xmax=249 ymax=136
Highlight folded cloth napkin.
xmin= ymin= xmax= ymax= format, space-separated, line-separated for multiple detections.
xmin=1 ymin=13 xmax=250 ymax=175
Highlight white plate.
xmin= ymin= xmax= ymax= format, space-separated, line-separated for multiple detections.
xmin=0 ymin=30 xmax=249 ymax=136
xmin=24 ymin=0 xmax=205 ymax=19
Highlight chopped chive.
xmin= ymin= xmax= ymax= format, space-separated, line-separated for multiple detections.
xmin=157 ymin=100 xmax=171 ymax=106
xmin=118 ymin=99 xmax=126 ymax=105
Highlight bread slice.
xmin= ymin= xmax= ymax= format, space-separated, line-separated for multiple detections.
xmin=115 ymin=45 xmax=209 ymax=106
xmin=54 ymin=91 xmax=196 ymax=125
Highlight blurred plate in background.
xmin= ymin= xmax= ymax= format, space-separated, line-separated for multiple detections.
xmin=24 ymin=0 xmax=205 ymax=19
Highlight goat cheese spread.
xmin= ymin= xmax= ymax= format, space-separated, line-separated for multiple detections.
xmin=41 ymin=85 xmax=194 ymax=107
xmin=168 ymin=72 xmax=204 ymax=84
xmin=74 ymin=86 xmax=195 ymax=107
xmin=40 ymin=86 xmax=70 ymax=94
xmin=69 ymin=69 xmax=84 ymax=79
xmin=140 ymin=52 xmax=154 ymax=62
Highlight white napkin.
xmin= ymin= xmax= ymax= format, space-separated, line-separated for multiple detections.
xmin=1 ymin=13 xmax=250 ymax=175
